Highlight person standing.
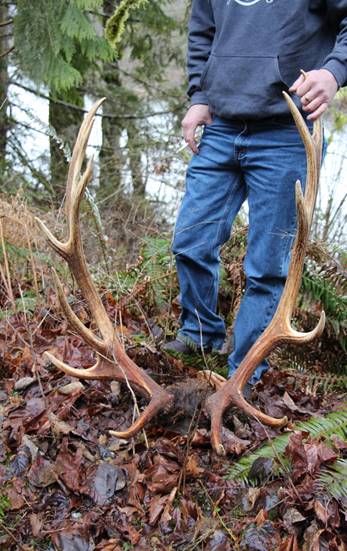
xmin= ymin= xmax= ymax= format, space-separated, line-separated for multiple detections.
xmin=163 ymin=0 xmax=346 ymax=387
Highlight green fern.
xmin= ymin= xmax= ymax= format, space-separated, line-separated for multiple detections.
xmin=227 ymin=408 xmax=347 ymax=482
xmin=100 ymin=236 xmax=175 ymax=309
xmin=302 ymin=259 xmax=347 ymax=347
xmin=317 ymin=459 xmax=347 ymax=500
xmin=278 ymin=366 xmax=347 ymax=394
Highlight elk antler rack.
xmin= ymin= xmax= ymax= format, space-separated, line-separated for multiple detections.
xmin=205 ymin=92 xmax=325 ymax=455
xmin=37 ymin=95 xmax=325 ymax=453
xmin=36 ymin=99 xmax=174 ymax=439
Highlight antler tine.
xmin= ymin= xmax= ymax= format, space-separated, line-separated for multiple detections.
xmin=45 ymin=342 xmax=174 ymax=437
xmin=44 ymin=350 xmax=152 ymax=398
xmin=35 ymin=157 xmax=94 ymax=261
xmin=109 ymin=395 xmax=172 ymax=439
xmin=45 ymin=352 xmax=112 ymax=380
xmin=36 ymin=99 xmax=115 ymax=342
xmin=35 ymin=99 xmax=106 ymax=260
xmin=65 ymin=97 xmax=106 ymax=221
xmin=51 ymin=268 xmax=107 ymax=355
xmin=206 ymin=95 xmax=326 ymax=455
xmin=283 ymin=92 xmax=322 ymax=224
xmin=278 ymin=180 xmax=325 ymax=331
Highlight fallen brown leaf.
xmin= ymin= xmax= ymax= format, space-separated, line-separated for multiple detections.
xmin=27 ymin=455 xmax=57 ymax=487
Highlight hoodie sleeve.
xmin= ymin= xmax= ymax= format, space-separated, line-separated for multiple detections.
xmin=321 ymin=1 xmax=347 ymax=87
xmin=187 ymin=0 xmax=215 ymax=105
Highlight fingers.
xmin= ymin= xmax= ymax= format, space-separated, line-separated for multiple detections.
xmin=182 ymin=117 xmax=212 ymax=153
xmin=183 ymin=123 xmax=199 ymax=154
xmin=183 ymin=124 xmax=199 ymax=154
xmin=206 ymin=113 xmax=213 ymax=125
xmin=294 ymin=78 xmax=313 ymax=100
xmin=307 ymin=102 xmax=328 ymax=121
xmin=302 ymin=95 xmax=321 ymax=113
xmin=289 ymin=69 xmax=338 ymax=121
xmin=181 ymin=105 xmax=212 ymax=154
xmin=289 ymin=73 xmax=305 ymax=93
xmin=183 ymin=117 xmax=212 ymax=153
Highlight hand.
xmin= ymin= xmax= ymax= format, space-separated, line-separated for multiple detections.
xmin=182 ymin=104 xmax=213 ymax=153
xmin=289 ymin=69 xmax=338 ymax=121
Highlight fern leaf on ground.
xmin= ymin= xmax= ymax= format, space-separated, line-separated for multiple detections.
xmin=227 ymin=408 xmax=347 ymax=483
xmin=277 ymin=367 xmax=347 ymax=394
xmin=317 ymin=459 xmax=347 ymax=501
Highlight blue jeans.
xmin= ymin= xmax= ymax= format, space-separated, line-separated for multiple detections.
xmin=172 ymin=116 xmax=310 ymax=383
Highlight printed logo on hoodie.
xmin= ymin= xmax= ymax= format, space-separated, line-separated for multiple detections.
xmin=228 ymin=0 xmax=274 ymax=6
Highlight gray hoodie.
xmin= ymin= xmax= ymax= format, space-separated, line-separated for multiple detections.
xmin=188 ymin=0 xmax=347 ymax=119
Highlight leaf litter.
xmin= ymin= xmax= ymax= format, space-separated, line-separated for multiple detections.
xmin=0 ymin=288 xmax=346 ymax=550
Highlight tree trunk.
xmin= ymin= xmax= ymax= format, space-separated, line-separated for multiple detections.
xmin=98 ymin=0 xmax=123 ymax=200
xmin=0 ymin=3 xmax=10 ymax=164
xmin=48 ymin=89 xmax=83 ymax=204
xmin=127 ymin=121 xmax=145 ymax=196
xmin=99 ymin=69 xmax=123 ymax=198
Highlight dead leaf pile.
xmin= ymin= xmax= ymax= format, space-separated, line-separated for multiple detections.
xmin=0 ymin=290 xmax=346 ymax=550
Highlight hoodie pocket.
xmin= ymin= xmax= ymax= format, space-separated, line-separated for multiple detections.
xmin=200 ymin=56 xmax=213 ymax=88
xmin=201 ymin=54 xmax=290 ymax=119
xmin=277 ymin=51 xmax=317 ymax=89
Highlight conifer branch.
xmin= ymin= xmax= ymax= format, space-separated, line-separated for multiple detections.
xmin=0 ymin=18 xmax=13 ymax=27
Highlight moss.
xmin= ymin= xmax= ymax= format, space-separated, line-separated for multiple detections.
xmin=105 ymin=0 xmax=148 ymax=51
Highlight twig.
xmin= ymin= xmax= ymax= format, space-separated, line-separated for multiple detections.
xmin=198 ymin=480 xmax=238 ymax=544
xmin=25 ymin=226 xmax=39 ymax=298
xmin=0 ymin=97 xmax=7 ymax=111
xmin=0 ymin=18 xmax=13 ymax=27
xmin=195 ymin=308 xmax=211 ymax=373
xmin=186 ymin=528 xmax=216 ymax=551
xmin=255 ymin=419 xmax=304 ymax=506
xmin=0 ymin=219 xmax=16 ymax=310
xmin=0 ymin=44 xmax=14 ymax=58
xmin=9 ymin=79 xmax=184 ymax=120
xmin=0 ymin=521 xmax=27 ymax=550
xmin=177 ymin=405 xmax=201 ymax=493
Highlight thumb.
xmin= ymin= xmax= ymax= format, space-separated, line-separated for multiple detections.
xmin=205 ymin=112 xmax=213 ymax=125
xmin=289 ymin=73 xmax=305 ymax=92
xmin=184 ymin=123 xmax=199 ymax=154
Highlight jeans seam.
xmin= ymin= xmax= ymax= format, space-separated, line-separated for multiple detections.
xmin=210 ymin=140 xmax=245 ymax=260
xmin=234 ymin=121 xmax=248 ymax=161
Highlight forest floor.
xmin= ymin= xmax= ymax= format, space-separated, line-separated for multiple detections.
xmin=0 ymin=274 xmax=346 ymax=551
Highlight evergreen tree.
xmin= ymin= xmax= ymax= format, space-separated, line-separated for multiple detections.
xmin=12 ymin=1 xmax=114 ymax=202
xmin=99 ymin=0 xmax=185 ymax=197
xmin=8 ymin=0 xmax=186 ymax=204
xmin=13 ymin=0 xmax=113 ymax=93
